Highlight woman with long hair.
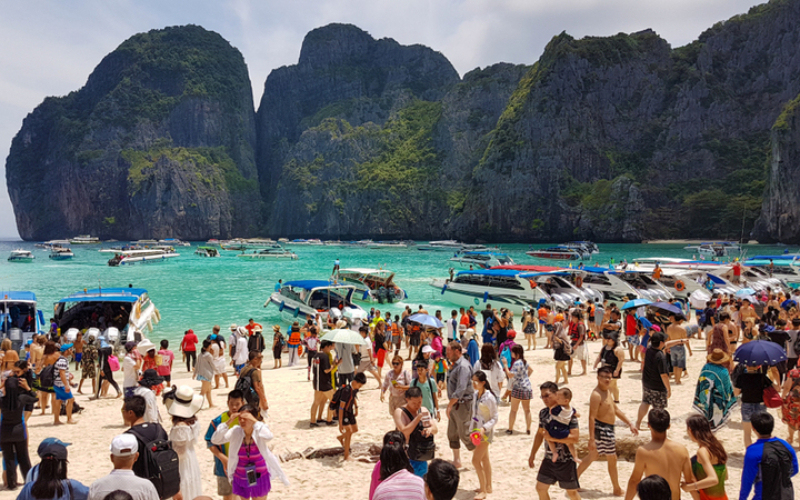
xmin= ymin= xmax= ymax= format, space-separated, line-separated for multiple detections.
xmin=165 ymin=385 xmax=204 ymax=500
xmin=522 ymin=308 xmax=537 ymax=350
xmin=706 ymin=325 xmax=731 ymax=370
xmin=16 ymin=443 xmax=88 ymax=500
xmin=193 ymin=339 xmax=216 ymax=409
xmin=594 ymin=335 xmax=624 ymax=402
xmin=92 ymin=337 xmax=121 ymax=400
xmin=471 ymin=371 xmax=498 ymax=499
xmin=681 ymin=414 xmax=729 ymax=499
xmin=502 ymin=345 xmax=533 ymax=435
xmin=552 ymin=314 xmax=571 ymax=384
xmin=372 ymin=431 xmax=425 ymax=500
xmin=35 ymin=341 xmax=59 ymax=415
xmin=478 ymin=344 xmax=504 ymax=397
xmin=211 ymin=404 xmax=289 ymax=499
xmin=1 ymin=364 xmax=37 ymax=490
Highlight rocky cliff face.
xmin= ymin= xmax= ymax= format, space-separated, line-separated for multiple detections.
xmin=6 ymin=25 xmax=259 ymax=240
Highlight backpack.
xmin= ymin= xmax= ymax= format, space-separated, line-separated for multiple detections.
xmin=39 ymin=364 xmax=56 ymax=388
xmin=127 ymin=427 xmax=180 ymax=500
xmin=411 ymin=377 xmax=438 ymax=417
xmin=329 ymin=385 xmax=354 ymax=412
xmin=234 ymin=366 xmax=259 ymax=406
xmin=401 ymin=407 xmax=436 ymax=461
xmin=760 ymin=439 xmax=795 ymax=500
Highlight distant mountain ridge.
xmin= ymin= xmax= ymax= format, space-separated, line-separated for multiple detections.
xmin=6 ymin=0 xmax=800 ymax=242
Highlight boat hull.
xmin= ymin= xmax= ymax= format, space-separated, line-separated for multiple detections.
xmin=526 ymin=251 xmax=580 ymax=260
xmin=430 ymin=279 xmax=545 ymax=317
xmin=110 ymin=254 xmax=180 ymax=266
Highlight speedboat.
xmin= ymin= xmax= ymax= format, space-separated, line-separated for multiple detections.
xmin=562 ymin=268 xmax=643 ymax=302
xmin=528 ymin=271 xmax=603 ymax=309
xmin=0 ymin=291 xmax=46 ymax=348
xmin=450 ymin=251 xmax=514 ymax=269
xmin=684 ymin=241 xmax=741 ymax=258
xmin=418 ymin=240 xmax=487 ymax=252
xmin=132 ymin=239 xmax=159 ymax=246
xmin=69 ymin=235 xmax=100 ymax=244
xmin=265 ymin=280 xmax=364 ymax=322
xmin=48 ymin=247 xmax=74 ymax=260
xmin=103 ymin=248 xmax=180 ymax=266
xmin=562 ymin=241 xmax=599 ymax=255
xmin=336 ymin=269 xmax=407 ymax=303
xmin=54 ymin=288 xmax=161 ymax=341
xmin=194 ymin=246 xmax=221 ymax=258
xmin=237 ymin=248 xmax=298 ymax=260
xmin=527 ymin=247 xmax=584 ymax=260
xmin=289 ymin=239 xmax=324 ymax=245
xmin=713 ymin=265 xmax=789 ymax=293
xmin=430 ymin=269 xmax=551 ymax=316
xmin=8 ymin=250 xmax=34 ymax=262
xmin=35 ymin=239 xmax=71 ymax=249
xmin=745 ymin=259 xmax=800 ymax=288
xmin=652 ymin=268 xmax=739 ymax=301
xmin=368 ymin=241 xmax=408 ymax=249
xmin=158 ymin=238 xmax=190 ymax=247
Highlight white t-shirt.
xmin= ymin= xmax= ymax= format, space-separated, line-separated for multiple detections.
xmin=123 ymin=354 xmax=138 ymax=388
xmin=446 ymin=318 xmax=458 ymax=341
xmin=234 ymin=337 xmax=249 ymax=365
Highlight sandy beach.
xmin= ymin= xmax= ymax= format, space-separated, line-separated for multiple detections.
xmin=2 ymin=337 xmax=794 ymax=500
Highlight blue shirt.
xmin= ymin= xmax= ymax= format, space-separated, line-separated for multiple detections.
xmin=205 ymin=412 xmax=239 ymax=477
xmin=17 ymin=479 xmax=89 ymax=500
xmin=740 ymin=436 xmax=798 ymax=500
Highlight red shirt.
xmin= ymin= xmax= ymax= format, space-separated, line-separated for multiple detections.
xmin=460 ymin=314 xmax=470 ymax=327
xmin=245 ymin=323 xmax=262 ymax=336
xmin=626 ymin=314 xmax=637 ymax=336
xmin=181 ymin=333 xmax=198 ymax=352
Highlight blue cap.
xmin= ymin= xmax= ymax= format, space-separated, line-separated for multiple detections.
xmin=60 ymin=343 xmax=74 ymax=352
xmin=26 ymin=339 xmax=33 ymax=345
xmin=37 ymin=438 xmax=71 ymax=457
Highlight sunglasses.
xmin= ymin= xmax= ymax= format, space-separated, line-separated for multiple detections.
xmin=392 ymin=362 xmax=401 ymax=366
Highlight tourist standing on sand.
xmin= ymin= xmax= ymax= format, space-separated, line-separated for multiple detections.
xmin=1 ymin=371 xmax=36 ymax=489
xmin=594 ymin=335 xmax=624 ymax=403
xmin=122 ymin=341 xmax=141 ymax=399
xmin=477 ymin=344 xmax=504 ymax=400
xmin=36 ymin=341 xmax=58 ymax=415
xmin=88 ymin=434 xmax=159 ymax=500
xmin=576 ymin=367 xmax=638 ymax=496
xmin=381 ymin=354 xmax=412 ymax=416
xmin=206 ymin=390 xmax=244 ymax=500
xmin=15 ymin=442 xmax=89 ymax=500
xmin=78 ymin=334 xmax=97 ymax=395
xmin=164 ymin=385 xmax=204 ymax=500
xmin=666 ymin=313 xmax=691 ymax=384
xmin=272 ymin=325 xmax=284 ymax=369
xmin=552 ymin=313 xmax=571 ymax=385
xmin=287 ymin=324 xmax=302 ymax=367
xmin=567 ymin=309 xmax=588 ymax=377
xmin=211 ymin=404 xmax=290 ymax=498
xmin=310 ymin=341 xmax=337 ymax=427
xmin=394 ymin=386 xmax=438 ymax=477
xmin=625 ymin=409 xmax=694 ymax=500
xmin=739 ymin=412 xmax=798 ymax=500
xmin=194 ymin=339 xmax=216 ymax=409
xmin=445 ymin=341 xmax=475 ymax=469
xmin=180 ymin=329 xmax=198 ymax=372
xmin=528 ymin=381 xmax=580 ymax=500
xmin=635 ymin=332 xmax=670 ymax=430
xmin=523 ymin=308 xmax=537 ymax=350
xmin=470 ymin=370 xmax=498 ymax=500
xmin=681 ymin=414 xmax=729 ymax=499
xmin=502 ymin=345 xmax=533 ymax=435
xmin=92 ymin=337 xmax=121 ymax=400
xmin=734 ymin=363 xmax=780 ymax=447
xmin=52 ymin=343 xmax=75 ymax=425
xmin=692 ymin=349 xmax=736 ymax=432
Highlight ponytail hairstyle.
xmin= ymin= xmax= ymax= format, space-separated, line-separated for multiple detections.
xmin=472 ymin=370 xmax=497 ymax=401
xmin=31 ymin=456 xmax=68 ymax=500
xmin=379 ymin=430 xmax=412 ymax=480
xmin=511 ymin=345 xmax=526 ymax=366
xmin=686 ymin=414 xmax=727 ymax=464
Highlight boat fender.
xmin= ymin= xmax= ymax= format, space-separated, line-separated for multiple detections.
xmin=674 ymin=280 xmax=686 ymax=292
xmin=362 ymin=290 xmax=371 ymax=301
xmin=528 ymin=279 xmax=537 ymax=289
xmin=279 ymin=301 xmax=285 ymax=312
xmin=154 ymin=308 xmax=161 ymax=322
xmin=441 ymin=284 xmax=447 ymax=295
xmin=293 ymin=308 xmax=300 ymax=318
xmin=483 ymin=291 xmax=489 ymax=303
xmin=705 ymin=280 xmax=715 ymax=291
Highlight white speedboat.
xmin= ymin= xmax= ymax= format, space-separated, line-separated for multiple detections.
xmin=745 ymin=259 xmax=800 ymax=288
xmin=265 ymin=280 xmax=364 ymax=322
xmin=194 ymin=246 xmax=221 ymax=258
xmin=430 ymin=269 xmax=550 ymax=316
xmin=652 ymin=268 xmax=739 ymax=301
xmin=8 ymin=250 xmax=34 ymax=262
xmin=562 ymin=268 xmax=643 ymax=302
xmin=419 ymin=240 xmax=472 ymax=252
xmin=684 ymin=241 xmax=741 ymax=258
xmin=158 ymin=238 xmax=190 ymax=247
xmin=54 ymin=287 xmax=161 ymax=341
xmin=35 ymin=239 xmax=71 ymax=249
xmin=104 ymin=248 xmax=180 ymax=266
xmin=529 ymin=271 xmax=603 ymax=309
xmin=289 ymin=239 xmax=324 ymax=245
xmin=336 ymin=269 xmax=407 ymax=303
xmin=132 ymin=239 xmax=159 ymax=246
xmin=0 ymin=291 xmax=45 ymax=348
xmin=49 ymin=247 xmax=74 ymax=260
xmin=69 ymin=235 xmax=100 ymax=244
xmin=237 ymin=248 xmax=298 ymax=260
xmin=368 ymin=241 xmax=408 ymax=249
xmin=713 ymin=265 xmax=789 ymax=293
xmin=526 ymin=247 xmax=584 ymax=261
xmin=450 ymin=251 xmax=514 ymax=269
xmin=563 ymin=241 xmax=599 ymax=254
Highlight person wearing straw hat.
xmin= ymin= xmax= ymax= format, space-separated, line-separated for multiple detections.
xmin=88 ymin=434 xmax=158 ymax=500
xmin=692 ymin=349 xmax=736 ymax=432
xmin=165 ymin=386 xmax=204 ymax=500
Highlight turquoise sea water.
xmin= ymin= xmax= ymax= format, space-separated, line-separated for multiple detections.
xmin=0 ymin=240 xmax=794 ymax=343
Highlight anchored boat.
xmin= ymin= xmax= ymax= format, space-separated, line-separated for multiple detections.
xmin=265 ymin=280 xmax=364 ymax=322
xmin=0 ymin=291 xmax=46 ymax=348
xmin=49 ymin=247 xmax=74 ymax=260
xmin=54 ymin=287 xmax=161 ymax=342
xmin=237 ymin=248 xmax=298 ymax=260
xmin=8 ymin=250 xmax=34 ymax=262
xmin=103 ymin=247 xmax=180 ymax=266
xmin=336 ymin=268 xmax=407 ymax=303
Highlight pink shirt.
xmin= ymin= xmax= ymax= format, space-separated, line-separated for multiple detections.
xmin=373 ymin=469 xmax=425 ymax=500
xmin=156 ymin=349 xmax=174 ymax=376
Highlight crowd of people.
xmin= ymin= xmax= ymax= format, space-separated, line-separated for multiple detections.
xmin=1 ymin=292 xmax=799 ymax=500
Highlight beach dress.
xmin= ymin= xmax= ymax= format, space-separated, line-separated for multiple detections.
xmin=692 ymin=362 xmax=737 ymax=431
xmin=691 ymin=455 xmax=728 ymax=500
xmin=233 ymin=439 xmax=271 ymax=498
xmin=170 ymin=421 xmax=203 ymax=500
xmin=782 ymin=368 xmax=800 ymax=430
xmin=510 ymin=359 xmax=533 ymax=400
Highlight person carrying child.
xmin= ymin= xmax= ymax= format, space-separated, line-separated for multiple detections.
xmin=545 ymin=388 xmax=578 ymax=462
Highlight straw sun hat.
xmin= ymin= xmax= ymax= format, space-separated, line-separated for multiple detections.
xmin=166 ymin=385 xmax=204 ymax=419
xmin=706 ymin=348 xmax=730 ymax=365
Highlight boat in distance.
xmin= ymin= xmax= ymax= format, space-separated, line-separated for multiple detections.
xmin=104 ymin=248 xmax=180 ymax=266
xmin=49 ymin=247 xmax=74 ymax=260
xmin=527 ymin=247 xmax=584 ymax=260
xmin=69 ymin=235 xmax=101 ymax=244
xmin=8 ymin=250 xmax=34 ymax=262
xmin=237 ymin=248 xmax=298 ymax=260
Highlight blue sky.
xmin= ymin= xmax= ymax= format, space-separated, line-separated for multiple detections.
xmin=0 ymin=0 xmax=762 ymax=239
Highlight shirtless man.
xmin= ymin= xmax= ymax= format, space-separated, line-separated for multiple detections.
xmin=576 ymin=367 xmax=638 ymax=496
xmin=719 ymin=311 xmax=739 ymax=349
xmin=739 ymin=298 xmax=757 ymax=326
xmin=624 ymin=409 xmax=698 ymax=500
xmin=665 ymin=314 xmax=691 ymax=384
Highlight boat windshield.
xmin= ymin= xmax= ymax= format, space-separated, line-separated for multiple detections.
xmin=55 ymin=301 xmax=133 ymax=332
xmin=0 ymin=301 xmax=36 ymax=334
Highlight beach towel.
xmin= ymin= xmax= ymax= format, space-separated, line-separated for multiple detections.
xmin=692 ymin=362 xmax=737 ymax=431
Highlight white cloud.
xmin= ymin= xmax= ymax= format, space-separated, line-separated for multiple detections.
xmin=0 ymin=0 xmax=762 ymax=239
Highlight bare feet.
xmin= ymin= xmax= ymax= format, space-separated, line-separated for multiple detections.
xmin=613 ymin=488 xmax=624 ymax=496
xmin=336 ymin=435 xmax=345 ymax=446
xmin=66 ymin=420 xmax=76 ymax=425
xmin=450 ymin=460 xmax=462 ymax=469
xmin=53 ymin=421 xmax=63 ymax=426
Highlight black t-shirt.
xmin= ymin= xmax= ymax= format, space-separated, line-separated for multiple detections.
xmin=481 ymin=310 xmax=493 ymax=324
xmin=126 ymin=422 xmax=168 ymax=479
xmin=768 ymin=330 xmax=790 ymax=349
xmin=642 ymin=347 xmax=668 ymax=391
xmin=734 ymin=371 xmax=772 ymax=403
xmin=338 ymin=385 xmax=358 ymax=414
xmin=374 ymin=331 xmax=386 ymax=351
xmin=313 ymin=351 xmax=333 ymax=392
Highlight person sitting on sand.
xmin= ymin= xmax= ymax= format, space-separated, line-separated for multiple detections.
xmin=624 ymin=409 xmax=695 ymax=500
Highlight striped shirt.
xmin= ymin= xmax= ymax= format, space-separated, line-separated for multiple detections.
xmin=372 ymin=469 xmax=426 ymax=500
xmin=88 ymin=469 xmax=159 ymax=500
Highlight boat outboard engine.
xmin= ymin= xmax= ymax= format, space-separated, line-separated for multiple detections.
xmin=86 ymin=327 xmax=101 ymax=340
xmin=105 ymin=327 xmax=120 ymax=345
xmin=65 ymin=328 xmax=79 ymax=342
xmin=377 ymin=287 xmax=387 ymax=304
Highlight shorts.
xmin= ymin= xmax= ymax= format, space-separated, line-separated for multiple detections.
xmin=669 ymin=345 xmax=686 ymax=369
xmin=741 ymin=402 xmax=767 ymax=423
xmin=511 ymin=387 xmax=532 ymax=400
xmin=594 ymin=420 xmax=616 ymax=455
xmin=642 ymin=388 xmax=668 ymax=409
xmin=197 ymin=375 xmax=211 ymax=382
xmin=537 ymin=459 xmax=579 ymax=490
xmin=626 ymin=334 xmax=640 ymax=347
xmin=410 ymin=335 xmax=421 ymax=347
xmin=234 ymin=364 xmax=245 ymax=373
xmin=342 ymin=412 xmax=356 ymax=426
xmin=436 ymin=372 xmax=446 ymax=383
xmin=409 ymin=459 xmax=428 ymax=477
xmin=217 ymin=475 xmax=233 ymax=496
xmin=161 ymin=374 xmax=171 ymax=384
xmin=75 ymin=353 xmax=82 ymax=363
xmin=53 ymin=385 xmax=73 ymax=401
xmin=356 ymin=359 xmax=372 ymax=374
xmin=571 ymin=344 xmax=588 ymax=361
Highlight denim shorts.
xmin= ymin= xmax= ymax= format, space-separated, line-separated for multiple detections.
xmin=670 ymin=345 xmax=686 ymax=369
xmin=741 ymin=402 xmax=766 ymax=423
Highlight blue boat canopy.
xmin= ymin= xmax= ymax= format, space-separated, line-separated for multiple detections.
xmin=0 ymin=291 xmax=37 ymax=302
xmin=284 ymin=280 xmax=352 ymax=290
xmin=460 ymin=251 xmax=509 ymax=256
xmin=706 ymin=274 xmax=727 ymax=285
xmin=58 ymin=288 xmax=148 ymax=304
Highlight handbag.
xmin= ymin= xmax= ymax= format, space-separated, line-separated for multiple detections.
xmin=108 ymin=355 xmax=121 ymax=372
xmin=763 ymin=385 xmax=783 ymax=408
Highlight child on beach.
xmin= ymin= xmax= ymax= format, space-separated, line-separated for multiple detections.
xmin=433 ymin=353 xmax=447 ymax=393
xmin=545 ymin=388 xmax=578 ymax=462
xmin=336 ymin=372 xmax=366 ymax=460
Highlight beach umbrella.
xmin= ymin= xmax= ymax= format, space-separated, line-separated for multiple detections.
xmin=733 ymin=340 xmax=787 ymax=367
xmin=736 ymin=288 xmax=757 ymax=297
xmin=621 ymin=298 xmax=652 ymax=310
xmin=781 ymin=299 xmax=798 ymax=310
xmin=408 ymin=313 xmax=444 ymax=329
xmin=636 ymin=316 xmax=653 ymax=330
xmin=320 ymin=329 xmax=370 ymax=346
xmin=648 ymin=301 xmax=682 ymax=316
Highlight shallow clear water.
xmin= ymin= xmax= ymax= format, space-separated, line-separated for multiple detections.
xmin=0 ymin=240 xmax=793 ymax=343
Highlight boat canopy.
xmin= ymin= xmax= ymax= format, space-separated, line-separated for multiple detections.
xmin=58 ymin=288 xmax=148 ymax=304
xmin=456 ymin=269 xmax=528 ymax=278
xmin=0 ymin=291 xmax=36 ymax=303
xmin=706 ymin=274 xmax=727 ymax=285
xmin=491 ymin=264 xmax=560 ymax=272
xmin=339 ymin=268 xmax=393 ymax=276
xmin=284 ymin=280 xmax=354 ymax=290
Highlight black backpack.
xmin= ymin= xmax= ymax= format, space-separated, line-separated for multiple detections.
xmin=761 ymin=440 xmax=795 ymax=500
xmin=235 ymin=366 xmax=259 ymax=406
xmin=127 ymin=427 xmax=180 ymax=500
xmin=39 ymin=364 xmax=56 ymax=388
xmin=329 ymin=385 xmax=353 ymax=412
xmin=401 ymin=408 xmax=436 ymax=461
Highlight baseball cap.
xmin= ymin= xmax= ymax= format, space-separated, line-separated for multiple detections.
xmin=110 ymin=434 xmax=138 ymax=457
xmin=37 ymin=438 xmax=71 ymax=457
xmin=40 ymin=443 xmax=68 ymax=460
xmin=421 ymin=345 xmax=435 ymax=354
xmin=60 ymin=343 xmax=74 ymax=352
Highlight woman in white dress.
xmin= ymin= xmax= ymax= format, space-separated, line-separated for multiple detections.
xmin=212 ymin=337 xmax=229 ymax=389
xmin=165 ymin=385 xmax=204 ymax=500
xmin=471 ymin=370 xmax=499 ymax=499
